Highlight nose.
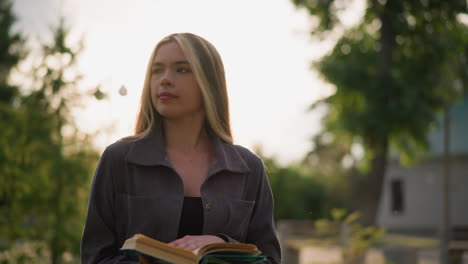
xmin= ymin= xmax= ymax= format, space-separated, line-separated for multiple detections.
xmin=160 ymin=78 xmax=172 ymax=86
xmin=160 ymin=70 xmax=173 ymax=87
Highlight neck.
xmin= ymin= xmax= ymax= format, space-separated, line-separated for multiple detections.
xmin=163 ymin=115 xmax=211 ymax=153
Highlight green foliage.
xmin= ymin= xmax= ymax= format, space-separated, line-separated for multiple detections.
xmin=315 ymin=208 xmax=385 ymax=264
xmin=0 ymin=241 xmax=50 ymax=264
xmin=314 ymin=19 xmax=467 ymax=163
xmin=302 ymin=132 xmax=363 ymax=213
xmin=256 ymin=131 xmax=358 ymax=221
xmin=268 ymin=165 xmax=325 ymax=220
xmin=0 ymin=0 xmax=26 ymax=104
xmin=292 ymin=0 xmax=468 ymax=225
xmin=0 ymin=8 xmax=101 ymax=264
xmin=290 ymin=0 xmax=345 ymax=37
xmin=258 ymin=148 xmax=344 ymax=221
xmin=0 ymin=0 xmax=30 ymax=245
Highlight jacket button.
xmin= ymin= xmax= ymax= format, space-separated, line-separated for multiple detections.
xmin=205 ymin=203 xmax=212 ymax=211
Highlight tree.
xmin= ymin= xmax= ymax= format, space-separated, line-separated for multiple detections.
xmin=292 ymin=0 xmax=468 ymax=225
xmin=0 ymin=12 xmax=102 ymax=264
xmin=0 ymin=0 xmax=26 ymax=104
xmin=23 ymin=18 xmax=101 ymax=264
xmin=0 ymin=0 xmax=28 ymax=246
xmin=256 ymin=146 xmax=331 ymax=221
xmin=302 ymin=132 xmax=361 ymax=213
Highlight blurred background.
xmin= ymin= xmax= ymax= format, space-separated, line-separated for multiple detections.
xmin=0 ymin=0 xmax=467 ymax=263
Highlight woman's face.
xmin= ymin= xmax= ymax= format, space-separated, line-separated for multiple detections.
xmin=150 ymin=41 xmax=203 ymax=120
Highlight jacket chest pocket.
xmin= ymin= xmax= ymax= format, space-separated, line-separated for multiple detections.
xmin=224 ymin=199 xmax=255 ymax=241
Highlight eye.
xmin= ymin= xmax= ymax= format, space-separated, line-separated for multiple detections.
xmin=152 ymin=68 xmax=163 ymax=74
xmin=177 ymin=67 xmax=191 ymax=73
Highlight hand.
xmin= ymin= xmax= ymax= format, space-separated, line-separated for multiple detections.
xmin=169 ymin=235 xmax=224 ymax=251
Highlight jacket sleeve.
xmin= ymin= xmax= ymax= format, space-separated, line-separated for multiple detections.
xmin=81 ymin=147 xmax=137 ymax=264
xmin=217 ymin=160 xmax=281 ymax=264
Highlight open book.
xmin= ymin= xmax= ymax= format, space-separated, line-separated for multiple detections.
xmin=121 ymin=234 xmax=266 ymax=264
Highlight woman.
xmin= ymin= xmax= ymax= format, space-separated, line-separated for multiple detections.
xmin=81 ymin=33 xmax=281 ymax=264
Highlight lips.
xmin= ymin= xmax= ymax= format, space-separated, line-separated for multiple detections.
xmin=158 ymin=92 xmax=178 ymax=100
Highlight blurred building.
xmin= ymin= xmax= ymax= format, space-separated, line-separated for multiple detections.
xmin=377 ymin=96 xmax=468 ymax=234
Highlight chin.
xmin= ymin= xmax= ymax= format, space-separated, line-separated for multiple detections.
xmin=156 ymin=106 xmax=204 ymax=120
xmin=156 ymin=108 xmax=182 ymax=119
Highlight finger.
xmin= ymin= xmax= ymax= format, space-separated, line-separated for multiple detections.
xmin=185 ymin=242 xmax=200 ymax=251
xmin=169 ymin=236 xmax=190 ymax=247
xmin=177 ymin=238 xmax=201 ymax=250
xmin=173 ymin=235 xmax=213 ymax=250
xmin=176 ymin=240 xmax=196 ymax=250
xmin=169 ymin=237 xmax=186 ymax=246
xmin=168 ymin=239 xmax=179 ymax=246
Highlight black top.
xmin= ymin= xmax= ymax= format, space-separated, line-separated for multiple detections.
xmin=177 ymin=197 xmax=204 ymax=238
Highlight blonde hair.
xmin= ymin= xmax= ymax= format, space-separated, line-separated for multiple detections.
xmin=133 ymin=33 xmax=232 ymax=144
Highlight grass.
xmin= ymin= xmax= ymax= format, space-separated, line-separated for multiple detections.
xmin=379 ymin=233 xmax=438 ymax=248
xmin=286 ymin=232 xmax=438 ymax=250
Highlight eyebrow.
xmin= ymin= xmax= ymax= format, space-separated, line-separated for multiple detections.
xmin=152 ymin=60 xmax=190 ymax=67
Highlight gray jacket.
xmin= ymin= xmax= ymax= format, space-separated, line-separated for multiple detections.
xmin=81 ymin=129 xmax=281 ymax=264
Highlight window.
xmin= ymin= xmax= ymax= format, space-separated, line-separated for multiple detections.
xmin=391 ymin=179 xmax=404 ymax=215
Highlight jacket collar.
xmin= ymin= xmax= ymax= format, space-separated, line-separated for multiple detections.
xmin=125 ymin=127 xmax=250 ymax=174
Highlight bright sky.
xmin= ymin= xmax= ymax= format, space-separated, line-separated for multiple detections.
xmin=12 ymin=0 xmax=365 ymax=164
